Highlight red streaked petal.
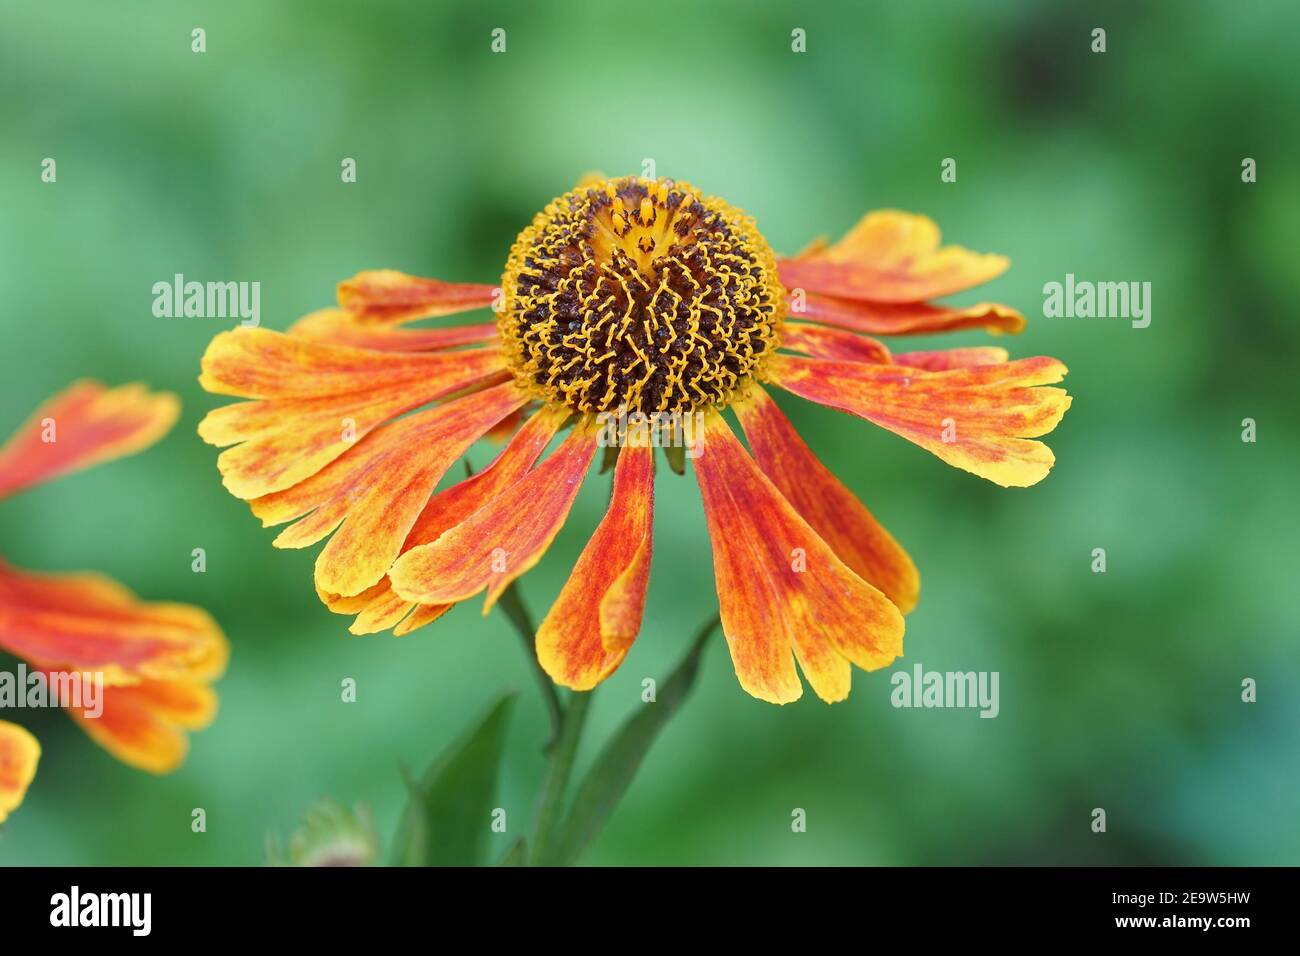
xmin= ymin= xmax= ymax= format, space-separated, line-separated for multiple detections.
xmin=199 ymin=327 xmax=504 ymax=399
xmin=199 ymin=348 xmax=508 ymax=501
xmin=388 ymin=421 xmax=599 ymax=611
xmin=289 ymin=308 xmax=499 ymax=352
xmin=778 ymin=210 xmax=1010 ymax=303
xmin=320 ymin=405 xmax=569 ymax=633
xmin=337 ymin=270 xmax=496 ymax=323
xmin=0 ymin=721 xmax=39 ymax=823
xmin=483 ymin=405 xmax=529 ymax=445
xmin=797 ymin=292 xmax=1026 ymax=336
xmin=64 ymin=676 xmax=217 ymax=774
xmin=892 ymin=346 xmax=1010 ymax=371
xmin=536 ymin=443 xmax=654 ymax=690
xmin=0 ymin=381 xmax=178 ymax=500
xmin=735 ymin=385 xmax=919 ymax=613
xmin=694 ymin=411 xmax=904 ymax=704
xmin=770 ymin=353 xmax=1072 ymax=488
xmin=0 ymin=558 xmax=229 ymax=685
xmin=261 ymin=382 xmax=528 ymax=598
xmin=779 ymin=322 xmax=891 ymax=363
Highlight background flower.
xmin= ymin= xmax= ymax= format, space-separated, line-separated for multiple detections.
xmin=1 ymin=0 xmax=1295 ymax=863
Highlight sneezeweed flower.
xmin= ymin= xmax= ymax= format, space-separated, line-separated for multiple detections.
xmin=197 ymin=174 xmax=1070 ymax=705
xmin=0 ymin=382 xmax=228 ymax=823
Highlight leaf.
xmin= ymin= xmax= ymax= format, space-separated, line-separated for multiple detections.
xmin=549 ymin=620 xmax=714 ymax=865
xmin=497 ymin=838 xmax=527 ymax=866
xmin=392 ymin=691 xmax=516 ymax=866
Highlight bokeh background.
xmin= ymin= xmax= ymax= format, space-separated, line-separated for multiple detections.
xmin=2 ymin=0 xmax=1297 ymax=866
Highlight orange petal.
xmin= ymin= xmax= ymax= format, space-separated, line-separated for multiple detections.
xmin=64 ymin=675 xmax=217 ymax=774
xmin=769 ymin=353 xmax=1071 ymax=488
xmin=0 ymin=559 xmax=229 ymax=685
xmin=393 ymin=602 xmax=452 ymax=637
xmin=795 ymin=292 xmax=1025 ymax=336
xmin=199 ymin=341 xmax=508 ymax=500
xmin=322 ymin=405 xmax=569 ymax=634
xmin=289 ymin=308 xmax=499 ymax=352
xmin=892 ymin=347 xmax=1010 ymax=371
xmin=258 ymin=382 xmax=529 ymax=598
xmin=483 ymin=405 xmax=529 ymax=445
xmin=778 ymin=210 xmax=1010 ymax=303
xmin=0 ymin=721 xmax=40 ymax=824
xmin=337 ymin=270 xmax=496 ymax=323
xmin=199 ymin=327 xmax=504 ymax=399
xmin=779 ymin=321 xmax=891 ymax=363
xmin=694 ymin=411 xmax=904 ymax=704
xmin=0 ymin=381 xmax=178 ymax=500
xmin=389 ymin=421 xmax=598 ymax=611
xmin=734 ymin=385 xmax=919 ymax=614
xmin=536 ymin=443 xmax=654 ymax=690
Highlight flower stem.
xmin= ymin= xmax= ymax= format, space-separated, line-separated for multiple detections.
xmin=528 ymin=688 xmax=593 ymax=866
xmin=496 ymin=581 xmax=563 ymax=747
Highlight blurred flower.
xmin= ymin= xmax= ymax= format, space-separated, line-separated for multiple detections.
xmin=266 ymin=799 xmax=379 ymax=867
xmin=197 ymin=175 xmax=1069 ymax=705
xmin=0 ymin=382 xmax=228 ymax=823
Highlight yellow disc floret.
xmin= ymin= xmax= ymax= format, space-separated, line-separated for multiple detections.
xmin=500 ymin=176 xmax=785 ymax=414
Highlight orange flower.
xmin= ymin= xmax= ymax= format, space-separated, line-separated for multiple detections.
xmin=198 ymin=176 xmax=1069 ymax=705
xmin=0 ymin=382 xmax=228 ymax=822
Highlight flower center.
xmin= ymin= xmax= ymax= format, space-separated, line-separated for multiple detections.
xmin=500 ymin=176 xmax=784 ymax=414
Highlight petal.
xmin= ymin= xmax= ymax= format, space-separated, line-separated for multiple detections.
xmin=0 ymin=381 xmax=178 ymax=500
xmin=0 ymin=721 xmax=40 ymax=824
xmin=694 ymin=410 xmax=904 ymax=704
xmin=322 ymin=405 xmax=569 ymax=634
xmin=198 ymin=327 xmax=504 ymax=399
xmin=483 ymin=405 xmax=529 ymax=445
xmin=734 ymin=385 xmax=919 ymax=613
xmin=389 ymin=420 xmax=599 ymax=611
xmin=769 ymin=353 xmax=1072 ymax=488
xmin=796 ymin=292 xmax=1025 ymax=336
xmin=536 ymin=443 xmax=654 ymax=690
xmin=268 ymin=382 xmax=529 ymax=598
xmin=0 ymin=559 xmax=229 ymax=685
xmin=337 ymin=270 xmax=496 ymax=323
xmin=198 ymin=339 xmax=508 ymax=500
xmin=779 ymin=321 xmax=891 ymax=363
xmin=64 ymin=675 xmax=217 ymax=774
xmin=289 ymin=308 xmax=499 ymax=352
xmin=892 ymin=346 xmax=1010 ymax=371
xmin=778 ymin=210 xmax=1010 ymax=303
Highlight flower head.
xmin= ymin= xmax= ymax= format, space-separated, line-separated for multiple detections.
xmin=500 ymin=176 xmax=783 ymax=414
xmin=198 ymin=175 xmax=1070 ymax=705
xmin=0 ymin=382 xmax=228 ymax=822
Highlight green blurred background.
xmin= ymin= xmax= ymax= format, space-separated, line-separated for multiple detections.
xmin=2 ymin=0 xmax=1297 ymax=866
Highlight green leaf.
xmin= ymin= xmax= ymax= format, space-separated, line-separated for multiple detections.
xmin=549 ymin=619 xmax=715 ymax=865
xmin=497 ymin=838 xmax=527 ymax=866
xmin=392 ymin=691 xmax=516 ymax=866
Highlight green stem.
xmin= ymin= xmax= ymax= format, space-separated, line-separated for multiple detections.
xmin=528 ymin=689 xmax=593 ymax=866
xmin=496 ymin=581 xmax=563 ymax=747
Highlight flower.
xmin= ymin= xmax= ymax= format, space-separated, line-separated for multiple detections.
xmin=0 ymin=381 xmax=228 ymax=823
xmin=197 ymin=175 xmax=1069 ymax=705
